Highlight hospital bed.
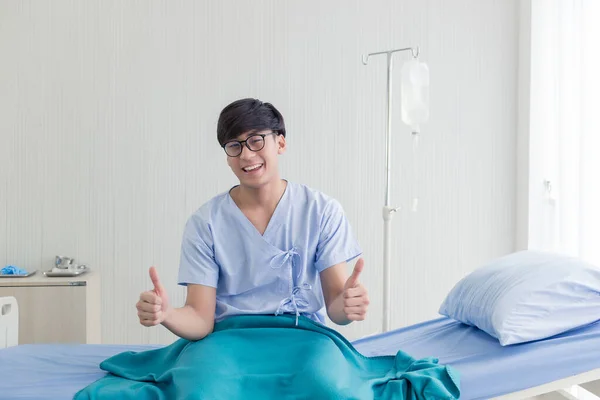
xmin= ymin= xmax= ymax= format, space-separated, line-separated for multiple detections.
xmin=1 ymin=295 xmax=600 ymax=400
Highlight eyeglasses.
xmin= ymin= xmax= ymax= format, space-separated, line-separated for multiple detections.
xmin=222 ymin=132 xmax=278 ymax=157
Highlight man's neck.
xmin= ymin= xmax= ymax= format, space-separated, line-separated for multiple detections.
xmin=234 ymin=179 xmax=287 ymax=211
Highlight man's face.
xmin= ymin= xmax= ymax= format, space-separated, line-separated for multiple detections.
xmin=224 ymin=129 xmax=286 ymax=188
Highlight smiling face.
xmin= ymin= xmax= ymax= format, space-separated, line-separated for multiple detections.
xmin=216 ymin=98 xmax=288 ymax=190
xmin=225 ymin=130 xmax=286 ymax=189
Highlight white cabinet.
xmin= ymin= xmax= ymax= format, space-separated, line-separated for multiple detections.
xmin=0 ymin=270 xmax=101 ymax=344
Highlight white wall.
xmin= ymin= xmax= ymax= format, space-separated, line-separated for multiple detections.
xmin=0 ymin=0 xmax=518 ymax=344
xmin=516 ymin=0 xmax=531 ymax=251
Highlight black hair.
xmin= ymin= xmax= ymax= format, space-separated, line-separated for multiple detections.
xmin=217 ymin=98 xmax=286 ymax=146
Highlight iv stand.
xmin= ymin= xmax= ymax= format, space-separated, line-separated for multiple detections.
xmin=362 ymin=46 xmax=419 ymax=333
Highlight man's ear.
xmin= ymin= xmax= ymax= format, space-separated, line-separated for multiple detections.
xmin=277 ymin=135 xmax=287 ymax=154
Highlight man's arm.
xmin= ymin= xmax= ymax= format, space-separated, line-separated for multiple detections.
xmin=138 ymin=268 xmax=216 ymax=341
xmin=319 ymin=258 xmax=369 ymax=325
xmin=162 ymin=284 xmax=216 ymax=341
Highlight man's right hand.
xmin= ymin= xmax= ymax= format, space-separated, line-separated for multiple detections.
xmin=137 ymin=266 xmax=171 ymax=327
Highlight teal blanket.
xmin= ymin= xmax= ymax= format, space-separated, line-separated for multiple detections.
xmin=75 ymin=315 xmax=460 ymax=399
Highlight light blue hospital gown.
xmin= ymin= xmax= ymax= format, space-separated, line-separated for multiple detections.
xmin=177 ymin=181 xmax=362 ymax=324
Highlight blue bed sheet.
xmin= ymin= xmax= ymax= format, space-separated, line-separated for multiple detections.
xmin=353 ymin=317 xmax=600 ymax=399
xmin=1 ymin=316 xmax=600 ymax=399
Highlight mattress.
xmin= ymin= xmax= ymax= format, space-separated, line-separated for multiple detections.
xmin=353 ymin=317 xmax=600 ymax=399
xmin=1 ymin=317 xmax=600 ymax=399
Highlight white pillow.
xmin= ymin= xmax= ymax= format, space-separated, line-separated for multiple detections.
xmin=439 ymin=250 xmax=600 ymax=346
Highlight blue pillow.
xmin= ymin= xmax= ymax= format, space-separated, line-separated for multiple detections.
xmin=439 ymin=250 xmax=600 ymax=345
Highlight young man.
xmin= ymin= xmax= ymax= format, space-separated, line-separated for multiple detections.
xmin=136 ymin=98 xmax=369 ymax=341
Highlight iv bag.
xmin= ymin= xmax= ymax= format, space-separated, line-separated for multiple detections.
xmin=401 ymin=58 xmax=429 ymax=133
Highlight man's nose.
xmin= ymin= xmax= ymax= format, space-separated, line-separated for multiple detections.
xmin=239 ymin=145 xmax=255 ymax=160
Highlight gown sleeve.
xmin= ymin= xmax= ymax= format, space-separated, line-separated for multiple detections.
xmin=314 ymin=198 xmax=362 ymax=272
xmin=177 ymin=213 xmax=220 ymax=288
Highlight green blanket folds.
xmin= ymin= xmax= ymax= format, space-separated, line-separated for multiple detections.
xmin=75 ymin=315 xmax=460 ymax=399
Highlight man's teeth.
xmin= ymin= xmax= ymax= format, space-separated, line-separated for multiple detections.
xmin=243 ymin=164 xmax=262 ymax=172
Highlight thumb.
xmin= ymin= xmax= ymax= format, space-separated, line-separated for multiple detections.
xmin=149 ymin=266 xmax=166 ymax=297
xmin=345 ymin=258 xmax=364 ymax=289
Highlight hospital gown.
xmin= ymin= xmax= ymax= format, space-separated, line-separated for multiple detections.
xmin=177 ymin=180 xmax=363 ymax=324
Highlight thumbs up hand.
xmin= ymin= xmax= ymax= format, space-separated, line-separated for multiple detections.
xmin=137 ymin=266 xmax=172 ymax=327
xmin=342 ymin=258 xmax=369 ymax=321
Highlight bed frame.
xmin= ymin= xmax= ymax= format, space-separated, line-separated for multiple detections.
xmin=494 ymin=369 xmax=600 ymax=400
xmin=0 ymin=296 xmax=599 ymax=399
xmin=0 ymin=296 xmax=18 ymax=349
